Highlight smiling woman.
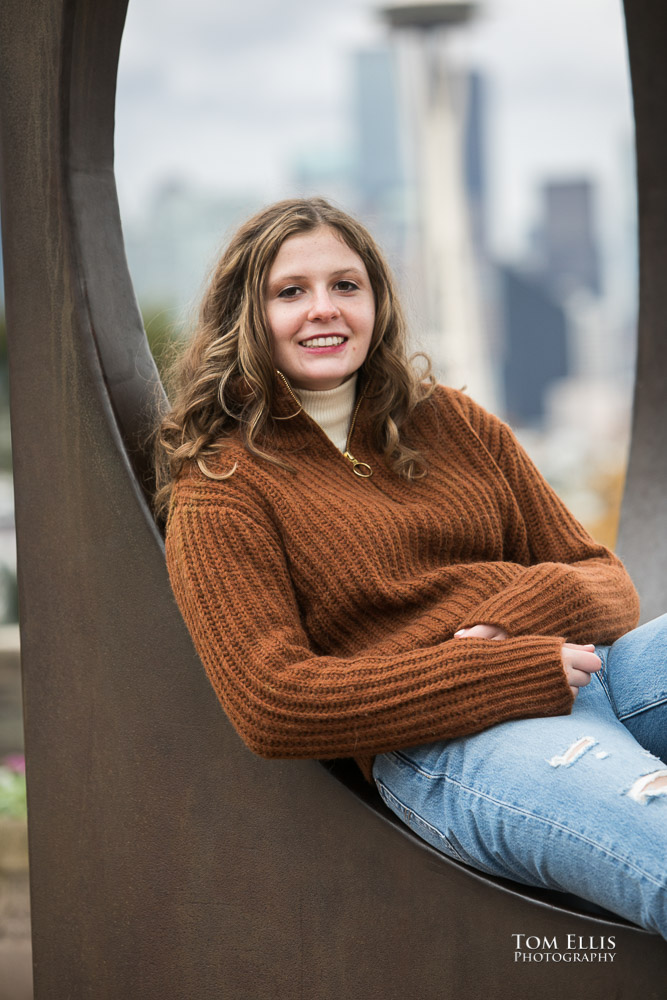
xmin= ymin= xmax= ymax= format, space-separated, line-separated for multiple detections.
xmin=154 ymin=195 xmax=667 ymax=942
xmin=154 ymin=196 xmax=435 ymax=507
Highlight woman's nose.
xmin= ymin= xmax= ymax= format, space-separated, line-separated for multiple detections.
xmin=307 ymin=289 xmax=341 ymax=322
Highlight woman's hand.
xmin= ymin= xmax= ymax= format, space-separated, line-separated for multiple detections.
xmin=455 ymin=626 xmax=601 ymax=701
xmin=454 ymin=624 xmax=508 ymax=641
xmin=561 ymin=643 xmax=601 ymax=698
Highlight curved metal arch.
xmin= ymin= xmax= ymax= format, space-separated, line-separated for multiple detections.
xmin=616 ymin=2 xmax=667 ymax=622
xmin=66 ymin=0 xmax=167 ymax=513
xmin=0 ymin=1 xmax=666 ymax=997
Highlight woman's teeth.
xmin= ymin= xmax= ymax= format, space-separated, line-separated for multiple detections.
xmin=300 ymin=336 xmax=346 ymax=348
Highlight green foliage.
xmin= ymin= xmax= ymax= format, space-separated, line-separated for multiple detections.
xmin=141 ymin=306 xmax=185 ymax=385
xmin=0 ymin=763 xmax=26 ymax=819
xmin=0 ymin=565 xmax=18 ymax=624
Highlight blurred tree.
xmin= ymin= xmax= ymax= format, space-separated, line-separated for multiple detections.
xmin=0 ymin=565 xmax=18 ymax=624
xmin=141 ymin=306 xmax=184 ymax=386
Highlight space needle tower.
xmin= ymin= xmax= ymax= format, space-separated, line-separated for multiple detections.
xmin=381 ymin=1 xmax=497 ymax=411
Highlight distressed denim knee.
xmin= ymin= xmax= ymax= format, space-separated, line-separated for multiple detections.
xmin=373 ymin=673 xmax=667 ymax=937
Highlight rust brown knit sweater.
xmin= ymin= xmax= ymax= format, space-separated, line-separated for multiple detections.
xmin=165 ymin=377 xmax=640 ymax=780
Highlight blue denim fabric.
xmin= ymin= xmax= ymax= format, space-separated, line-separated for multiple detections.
xmin=373 ymin=615 xmax=667 ymax=937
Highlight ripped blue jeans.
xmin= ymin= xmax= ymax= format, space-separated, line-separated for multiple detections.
xmin=373 ymin=614 xmax=667 ymax=937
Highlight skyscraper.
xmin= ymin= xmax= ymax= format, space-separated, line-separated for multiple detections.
xmin=537 ymin=179 xmax=602 ymax=299
xmin=499 ymin=265 xmax=569 ymax=425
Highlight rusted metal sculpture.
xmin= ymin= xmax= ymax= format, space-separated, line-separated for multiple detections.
xmin=0 ymin=1 xmax=665 ymax=997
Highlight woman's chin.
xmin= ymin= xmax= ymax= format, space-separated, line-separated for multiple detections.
xmin=288 ymin=362 xmax=357 ymax=392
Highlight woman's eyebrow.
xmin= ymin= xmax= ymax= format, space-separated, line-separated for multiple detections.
xmin=330 ymin=267 xmax=366 ymax=281
xmin=267 ymin=274 xmax=308 ymax=290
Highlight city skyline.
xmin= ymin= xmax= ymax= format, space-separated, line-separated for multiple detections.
xmin=115 ymin=0 xmax=634 ymax=265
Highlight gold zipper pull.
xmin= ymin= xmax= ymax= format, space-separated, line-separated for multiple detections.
xmin=343 ymin=391 xmax=372 ymax=477
xmin=343 ymin=451 xmax=372 ymax=478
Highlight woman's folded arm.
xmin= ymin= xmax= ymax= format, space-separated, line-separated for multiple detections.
xmin=166 ymin=497 xmax=574 ymax=760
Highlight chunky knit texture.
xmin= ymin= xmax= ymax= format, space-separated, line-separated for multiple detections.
xmin=166 ymin=376 xmax=640 ymax=781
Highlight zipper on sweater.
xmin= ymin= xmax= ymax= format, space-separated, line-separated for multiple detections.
xmin=275 ymin=369 xmax=373 ymax=478
xmin=343 ymin=394 xmax=372 ymax=477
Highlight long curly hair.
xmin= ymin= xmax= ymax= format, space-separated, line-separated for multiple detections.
xmin=154 ymin=197 xmax=436 ymax=518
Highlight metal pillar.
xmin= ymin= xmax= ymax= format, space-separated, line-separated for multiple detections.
xmin=616 ymin=1 xmax=667 ymax=622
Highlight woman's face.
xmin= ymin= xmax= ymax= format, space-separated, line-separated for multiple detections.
xmin=264 ymin=226 xmax=376 ymax=391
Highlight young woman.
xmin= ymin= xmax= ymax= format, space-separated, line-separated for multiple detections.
xmin=156 ymin=197 xmax=667 ymax=938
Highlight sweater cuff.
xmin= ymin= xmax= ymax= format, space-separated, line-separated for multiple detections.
xmin=355 ymin=633 xmax=572 ymax=785
xmin=447 ymin=632 xmax=572 ymax=721
xmin=457 ymin=566 xmax=584 ymax=638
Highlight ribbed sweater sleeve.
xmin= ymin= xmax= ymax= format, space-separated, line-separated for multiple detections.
xmin=453 ymin=394 xmax=640 ymax=642
xmin=166 ymin=494 xmax=574 ymax=762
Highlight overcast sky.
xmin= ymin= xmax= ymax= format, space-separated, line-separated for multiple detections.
xmin=114 ymin=0 xmax=635 ymax=261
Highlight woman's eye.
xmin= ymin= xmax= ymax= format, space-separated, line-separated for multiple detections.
xmin=277 ymin=286 xmax=301 ymax=298
xmin=335 ymin=280 xmax=359 ymax=292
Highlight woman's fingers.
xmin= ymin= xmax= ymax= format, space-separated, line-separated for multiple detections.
xmin=562 ymin=642 xmax=601 ymax=699
xmin=454 ymin=624 xmax=508 ymax=640
xmin=565 ymin=667 xmax=594 ymax=687
xmin=562 ymin=643 xmax=601 ymax=673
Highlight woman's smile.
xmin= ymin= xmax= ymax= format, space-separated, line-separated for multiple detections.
xmin=299 ymin=334 xmax=347 ymax=351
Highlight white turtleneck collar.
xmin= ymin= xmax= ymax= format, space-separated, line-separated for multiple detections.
xmin=295 ymin=374 xmax=358 ymax=453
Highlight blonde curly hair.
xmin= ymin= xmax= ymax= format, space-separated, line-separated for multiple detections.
xmin=154 ymin=197 xmax=435 ymax=518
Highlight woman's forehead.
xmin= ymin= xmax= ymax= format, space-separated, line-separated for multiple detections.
xmin=268 ymin=227 xmax=366 ymax=277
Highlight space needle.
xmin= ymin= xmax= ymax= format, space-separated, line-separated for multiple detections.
xmin=381 ymin=1 xmax=497 ymax=411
